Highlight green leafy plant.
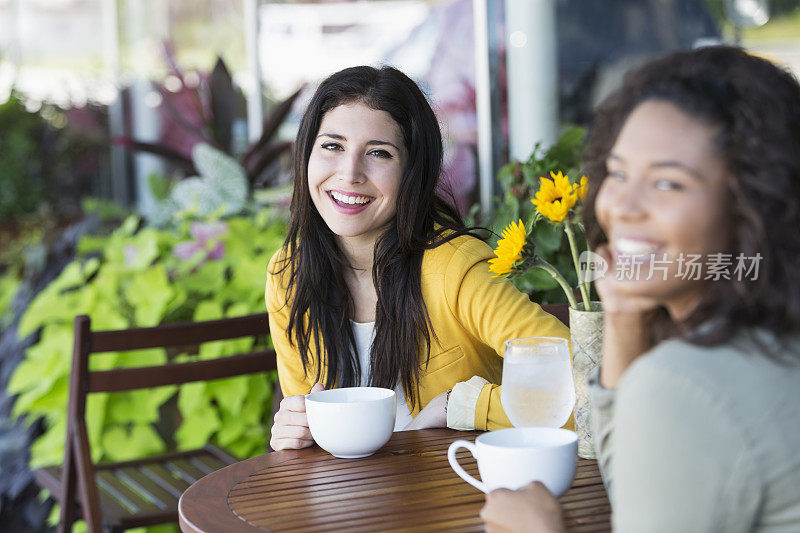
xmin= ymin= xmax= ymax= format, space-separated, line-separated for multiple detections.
xmin=114 ymin=55 xmax=302 ymax=225
xmin=150 ymin=142 xmax=250 ymax=224
xmin=9 ymin=210 xmax=287 ymax=529
xmin=483 ymin=127 xmax=587 ymax=304
xmin=0 ymin=92 xmax=51 ymax=221
xmin=0 ymin=91 xmax=109 ymax=224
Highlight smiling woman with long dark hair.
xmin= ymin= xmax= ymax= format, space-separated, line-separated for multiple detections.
xmin=265 ymin=66 xmax=569 ymax=450
xmin=480 ymin=46 xmax=800 ymax=532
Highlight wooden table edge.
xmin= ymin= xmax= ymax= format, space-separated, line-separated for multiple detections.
xmin=179 ymin=449 xmax=311 ymax=533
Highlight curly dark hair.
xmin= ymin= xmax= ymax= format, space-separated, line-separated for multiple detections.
xmin=582 ymin=45 xmax=800 ymax=357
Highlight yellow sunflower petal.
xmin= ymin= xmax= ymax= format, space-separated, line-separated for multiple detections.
xmin=575 ymin=175 xmax=588 ymax=201
xmin=531 ymin=179 xmax=555 ymax=209
xmin=490 ymin=219 xmax=527 ymax=277
xmin=532 ymin=171 xmax=578 ymax=223
xmin=550 ymin=170 xmax=571 ymax=192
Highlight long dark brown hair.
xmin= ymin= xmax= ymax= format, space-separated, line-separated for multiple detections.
xmin=582 ymin=46 xmax=800 ymax=359
xmin=277 ymin=66 xmax=473 ymax=406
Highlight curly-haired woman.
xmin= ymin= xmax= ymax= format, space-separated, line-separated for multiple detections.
xmin=481 ymin=46 xmax=800 ymax=532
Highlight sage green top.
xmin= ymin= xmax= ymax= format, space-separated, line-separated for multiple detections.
xmin=589 ymin=331 xmax=800 ymax=532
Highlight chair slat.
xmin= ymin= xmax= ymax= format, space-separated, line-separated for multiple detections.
xmin=202 ymin=443 xmax=240 ymax=465
xmin=93 ymin=480 xmax=134 ymax=522
xmin=168 ymin=459 xmax=208 ymax=484
xmin=96 ymin=470 xmax=161 ymax=515
xmin=92 ymin=447 xmax=228 ymax=471
xmin=116 ymin=467 xmax=175 ymax=511
xmin=87 ymin=351 xmax=276 ymax=392
xmin=140 ymin=464 xmax=191 ymax=497
xmin=186 ymin=456 xmax=215 ymax=475
xmin=193 ymin=452 xmax=231 ymax=473
xmin=33 ymin=466 xmax=63 ymax=501
xmin=90 ymin=313 xmax=268 ymax=353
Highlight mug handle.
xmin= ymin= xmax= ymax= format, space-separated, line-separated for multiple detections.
xmin=447 ymin=440 xmax=487 ymax=493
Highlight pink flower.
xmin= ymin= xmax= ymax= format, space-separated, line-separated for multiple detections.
xmin=124 ymin=245 xmax=139 ymax=267
xmin=190 ymin=221 xmax=227 ymax=242
xmin=173 ymin=221 xmax=228 ymax=262
xmin=207 ymin=241 xmax=225 ymax=260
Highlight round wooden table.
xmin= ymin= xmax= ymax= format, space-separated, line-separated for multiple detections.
xmin=179 ymin=429 xmax=610 ymax=532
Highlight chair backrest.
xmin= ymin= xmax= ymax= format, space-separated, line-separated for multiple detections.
xmin=62 ymin=312 xmax=276 ymax=532
xmin=73 ymin=313 xmax=275 ymax=393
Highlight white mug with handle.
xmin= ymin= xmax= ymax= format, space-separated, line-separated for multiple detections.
xmin=448 ymin=427 xmax=578 ymax=496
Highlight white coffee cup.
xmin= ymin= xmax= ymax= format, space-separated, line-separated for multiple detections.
xmin=448 ymin=427 xmax=578 ymax=496
xmin=305 ymin=387 xmax=396 ymax=459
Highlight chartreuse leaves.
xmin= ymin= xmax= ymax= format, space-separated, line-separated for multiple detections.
xmin=124 ymin=265 xmax=175 ymax=326
xmin=176 ymin=382 xmax=221 ymax=450
xmin=103 ymin=424 xmax=166 ymax=462
xmin=181 ymin=260 xmax=226 ymax=295
xmin=208 ymin=376 xmax=248 ymax=416
xmin=10 ymin=214 xmax=287 ymax=529
xmin=30 ymin=418 xmax=67 ymax=470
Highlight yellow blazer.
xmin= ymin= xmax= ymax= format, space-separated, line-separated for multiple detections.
xmin=265 ymin=234 xmax=571 ymax=431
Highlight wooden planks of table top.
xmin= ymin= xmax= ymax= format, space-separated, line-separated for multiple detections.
xmin=180 ymin=429 xmax=611 ymax=532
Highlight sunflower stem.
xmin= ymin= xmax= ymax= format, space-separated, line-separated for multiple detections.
xmin=564 ymin=222 xmax=591 ymax=311
xmin=534 ymin=257 xmax=579 ymax=309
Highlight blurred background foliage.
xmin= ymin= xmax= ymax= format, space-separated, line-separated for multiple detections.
xmin=2 ymin=182 xmax=289 ymax=533
xmin=0 ymin=91 xmax=105 ymax=223
xmin=114 ymin=54 xmax=300 ymax=225
xmin=10 ymin=209 xmax=286 ymax=530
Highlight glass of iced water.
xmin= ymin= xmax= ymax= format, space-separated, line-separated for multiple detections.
xmin=501 ymin=337 xmax=575 ymax=428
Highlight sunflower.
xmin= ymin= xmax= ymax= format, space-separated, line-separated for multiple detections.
xmin=575 ymin=175 xmax=588 ymax=201
xmin=489 ymin=219 xmax=528 ymax=277
xmin=531 ymin=171 xmax=579 ymax=223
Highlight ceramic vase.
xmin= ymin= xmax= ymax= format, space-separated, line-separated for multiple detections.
xmin=569 ymin=302 xmax=603 ymax=459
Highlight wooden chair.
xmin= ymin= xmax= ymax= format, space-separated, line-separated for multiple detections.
xmin=34 ymin=312 xmax=278 ymax=533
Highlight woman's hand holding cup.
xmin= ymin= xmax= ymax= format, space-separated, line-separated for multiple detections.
xmin=269 ymin=383 xmax=325 ymax=451
xmin=480 ymin=481 xmax=566 ymax=533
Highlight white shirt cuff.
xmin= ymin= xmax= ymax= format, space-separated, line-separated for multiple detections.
xmin=446 ymin=376 xmax=490 ymax=430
